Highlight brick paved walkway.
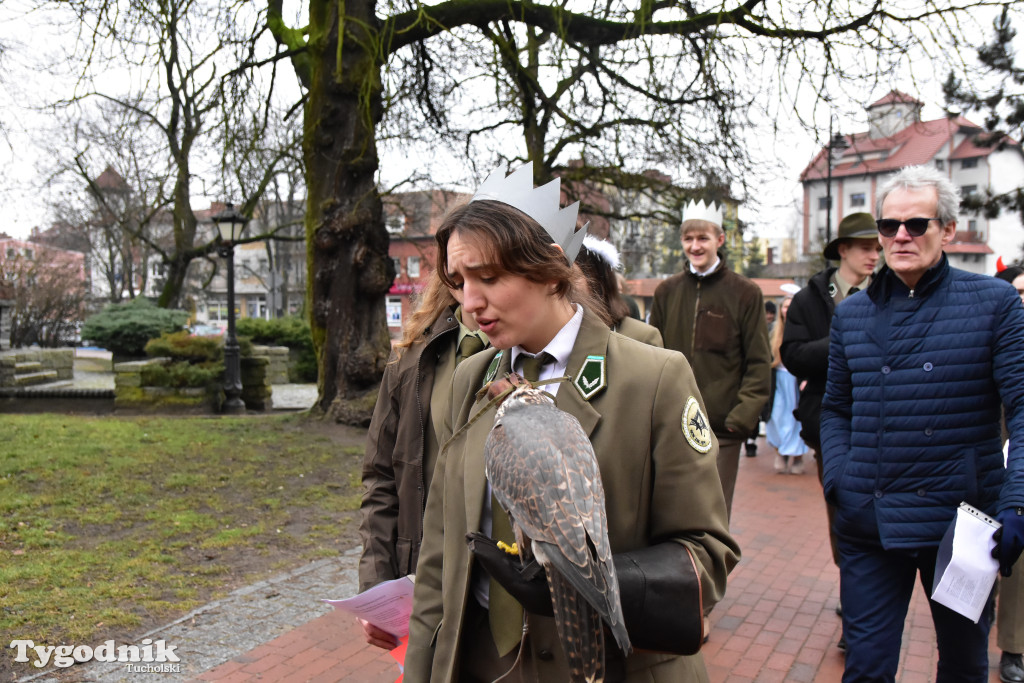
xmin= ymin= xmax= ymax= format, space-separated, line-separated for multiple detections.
xmin=194 ymin=438 xmax=1005 ymax=682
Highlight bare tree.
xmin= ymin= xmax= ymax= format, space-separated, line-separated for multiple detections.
xmin=266 ymin=0 xmax=1014 ymax=423
xmin=43 ymin=99 xmax=175 ymax=304
xmin=57 ymin=0 xmax=301 ymax=308
xmin=0 ymin=249 xmax=87 ymax=348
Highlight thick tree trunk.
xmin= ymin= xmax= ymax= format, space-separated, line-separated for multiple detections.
xmin=303 ymin=0 xmax=394 ymax=425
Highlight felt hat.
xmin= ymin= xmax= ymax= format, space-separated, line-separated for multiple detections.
xmin=824 ymin=212 xmax=878 ymax=261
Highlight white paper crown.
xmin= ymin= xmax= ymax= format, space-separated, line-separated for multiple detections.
xmin=471 ymin=163 xmax=589 ymax=262
xmin=682 ymin=199 xmax=723 ymax=227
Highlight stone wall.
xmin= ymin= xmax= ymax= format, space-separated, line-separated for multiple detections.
xmin=0 ymin=348 xmax=74 ymax=387
xmin=114 ymin=356 xmax=271 ymax=413
xmin=114 ymin=358 xmax=216 ymax=414
xmin=252 ymin=345 xmax=289 ymax=385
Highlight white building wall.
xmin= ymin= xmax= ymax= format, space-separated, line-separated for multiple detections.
xmin=987 ymin=150 xmax=1024 ymax=270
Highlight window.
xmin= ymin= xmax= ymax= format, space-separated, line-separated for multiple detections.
xmin=386 ymin=213 xmax=405 ymax=234
xmin=386 ymin=296 xmax=403 ymax=327
xmin=247 ymin=296 xmax=267 ymax=319
xmin=392 ymin=258 xmax=402 ymax=276
xmin=23 ymin=248 xmax=34 ymax=260
xmin=968 ymin=219 xmax=977 ymax=232
xmin=961 ymin=185 xmax=978 ymax=197
xmin=962 ymin=158 xmax=978 ymax=169
xmin=209 ymin=301 xmax=228 ymax=321
xmin=5 ymin=248 xmax=14 ymax=259
xmin=818 ymin=196 xmax=831 ymax=211
xmin=407 ymin=256 xmax=420 ymax=278
xmin=850 ymin=193 xmax=866 ymax=207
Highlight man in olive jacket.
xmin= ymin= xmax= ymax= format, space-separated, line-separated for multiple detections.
xmin=649 ymin=202 xmax=771 ymax=519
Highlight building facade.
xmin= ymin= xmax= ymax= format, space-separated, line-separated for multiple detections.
xmin=800 ymin=90 xmax=1024 ymax=274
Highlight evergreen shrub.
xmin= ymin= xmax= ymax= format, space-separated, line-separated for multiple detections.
xmin=81 ymin=299 xmax=188 ymax=357
xmin=235 ymin=316 xmax=317 ymax=382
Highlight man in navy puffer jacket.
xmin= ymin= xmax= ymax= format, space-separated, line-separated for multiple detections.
xmin=821 ymin=165 xmax=1024 ymax=682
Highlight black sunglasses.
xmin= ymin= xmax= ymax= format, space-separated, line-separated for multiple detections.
xmin=876 ymin=217 xmax=940 ymax=237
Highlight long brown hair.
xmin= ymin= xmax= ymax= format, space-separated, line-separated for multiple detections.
xmin=392 ymin=268 xmax=457 ymax=358
xmin=770 ymin=297 xmax=792 ymax=369
xmin=435 ymin=200 xmax=601 ymax=314
xmin=575 ymin=242 xmax=628 ymax=325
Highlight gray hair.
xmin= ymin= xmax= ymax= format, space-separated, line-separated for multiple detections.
xmin=876 ymin=165 xmax=961 ymax=225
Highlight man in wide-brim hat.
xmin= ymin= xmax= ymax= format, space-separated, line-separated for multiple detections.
xmin=779 ymin=211 xmax=881 ymax=651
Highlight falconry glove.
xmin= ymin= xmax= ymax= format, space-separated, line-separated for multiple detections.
xmin=994 ymin=507 xmax=1024 ymax=577
xmin=467 ymin=533 xmax=705 ymax=655
xmin=466 ymin=532 xmax=554 ymax=616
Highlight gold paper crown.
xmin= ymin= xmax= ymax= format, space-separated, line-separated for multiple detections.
xmin=682 ymin=200 xmax=723 ymax=227
xmin=471 ymin=163 xmax=589 ymax=262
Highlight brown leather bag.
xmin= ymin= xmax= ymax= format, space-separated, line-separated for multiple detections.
xmin=614 ymin=542 xmax=704 ymax=655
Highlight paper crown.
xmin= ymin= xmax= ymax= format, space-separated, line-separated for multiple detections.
xmin=471 ymin=163 xmax=589 ymax=262
xmin=682 ymin=200 xmax=723 ymax=227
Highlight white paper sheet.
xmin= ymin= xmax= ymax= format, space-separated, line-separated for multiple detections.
xmin=324 ymin=575 xmax=415 ymax=637
xmin=931 ymin=503 xmax=1000 ymax=623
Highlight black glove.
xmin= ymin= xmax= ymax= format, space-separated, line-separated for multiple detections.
xmin=466 ymin=532 xmax=554 ymax=616
xmin=994 ymin=507 xmax=1024 ymax=577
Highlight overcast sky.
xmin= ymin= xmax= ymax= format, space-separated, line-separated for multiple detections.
xmin=0 ymin=1 xmax=996 ymax=243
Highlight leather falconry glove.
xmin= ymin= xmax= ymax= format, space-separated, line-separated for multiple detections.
xmin=466 ymin=534 xmax=704 ymax=655
xmin=466 ymin=532 xmax=554 ymax=616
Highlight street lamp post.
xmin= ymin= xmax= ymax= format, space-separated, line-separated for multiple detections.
xmin=824 ymin=129 xmax=850 ymax=246
xmin=211 ymin=203 xmax=250 ymax=414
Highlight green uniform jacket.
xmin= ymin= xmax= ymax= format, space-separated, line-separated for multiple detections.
xmin=615 ymin=315 xmax=663 ymax=347
xmin=358 ymin=307 xmax=459 ymax=592
xmin=649 ymin=263 xmax=771 ymax=438
xmin=405 ymin=309 xmax=740 ymax=683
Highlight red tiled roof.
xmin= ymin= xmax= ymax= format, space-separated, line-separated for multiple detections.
xmin=946 ymin=243 xmax=994 ymax=254
xmin=799 ymin=116 xmax=1010 ymax=182
xmin=948 ymin=131 xmax=1004 ymax=160
xmin=94 ymin=166 xmax=129 ymax=192
xmin=626 ymin=277 xmax=797 ymax=298
xmin=753 ymin=278 xmax=800 ymax=298
xmin=868 ymin=89 xmax=923 ymax=109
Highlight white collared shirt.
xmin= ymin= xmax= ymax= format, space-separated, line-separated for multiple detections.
xmin=508 ymin=304 xmax=584 ymax=398
xmin=689 ymin=256 xmax=721 ymax=277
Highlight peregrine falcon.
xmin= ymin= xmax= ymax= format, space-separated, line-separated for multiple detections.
xmin=485 ymin=379 xmax=631 ymax=681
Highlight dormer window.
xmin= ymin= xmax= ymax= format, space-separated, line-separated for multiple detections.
xmin=386 ymin=213 xmax=405 ymax=234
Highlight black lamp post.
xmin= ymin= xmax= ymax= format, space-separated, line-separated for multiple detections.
xmin=211 ymin=202 xmax=249 ymax=414
xmin=824 ymin=129 xmax=850 ymax=247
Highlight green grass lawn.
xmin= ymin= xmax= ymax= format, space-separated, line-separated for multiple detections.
xmin=0 ymin=413 xmax=366 ymax=651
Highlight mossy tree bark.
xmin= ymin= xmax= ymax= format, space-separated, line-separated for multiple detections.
xmin=273 ymin=0 xmax=394 ymax=423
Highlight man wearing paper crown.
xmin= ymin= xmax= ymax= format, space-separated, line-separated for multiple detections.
xmin=405 ymin=163 xmax=739 ymax=682
xmin=649 ymin=199 xmax=771 ymax=523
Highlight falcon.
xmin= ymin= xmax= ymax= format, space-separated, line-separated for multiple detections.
xmin=485 ymin=377 xmax=631 ymax=682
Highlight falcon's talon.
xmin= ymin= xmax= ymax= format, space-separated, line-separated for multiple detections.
xmin=497 ymin=541 xmax=519 ymax=555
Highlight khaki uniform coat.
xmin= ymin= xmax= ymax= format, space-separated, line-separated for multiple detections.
xmin=614 ymin=315 xmax=663 ymax=347
xmin=358 ymin=307 xmax=459 ymax=591
xmin=405 ymin=309 xmax=740 ymax=683
xmin=649 ymin=262 xmax=771 ymax=438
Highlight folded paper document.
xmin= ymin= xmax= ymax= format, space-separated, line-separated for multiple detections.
xmin=324 ymin=575 xmax=415 ymax=637
xmin=931 ymin=503 xmax=1000 ymax=623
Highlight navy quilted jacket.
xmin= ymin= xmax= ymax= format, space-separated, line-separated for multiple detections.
xmin=821 ymin=256 xmax=1024 ymax=549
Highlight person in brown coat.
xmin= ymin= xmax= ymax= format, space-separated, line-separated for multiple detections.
xmin=357 ymin=270 xmax=487 ymax=649
xmin=648 ymin=201 xmax=771 ymax=521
